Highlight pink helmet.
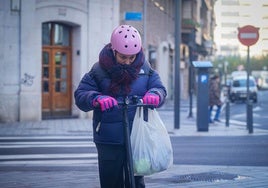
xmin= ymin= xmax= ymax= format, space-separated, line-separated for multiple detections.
xmin=110 ymin=25 xmax=142 ymax=55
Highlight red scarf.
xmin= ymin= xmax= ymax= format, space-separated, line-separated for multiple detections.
xmin=99 ymin=44 xmax=144 ymax=96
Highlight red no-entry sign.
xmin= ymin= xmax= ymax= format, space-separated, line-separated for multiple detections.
xmin=238 ymin=25 xmax=259 ymax=46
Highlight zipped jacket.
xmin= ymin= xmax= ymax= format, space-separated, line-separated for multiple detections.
xmin=74 ymin=61 xmax=166 ymax=145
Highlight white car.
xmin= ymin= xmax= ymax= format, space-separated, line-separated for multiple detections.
xmin=229 ymin=76 xmax=258 ymax=103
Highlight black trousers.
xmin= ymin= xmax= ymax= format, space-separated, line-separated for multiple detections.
xmin=96 ymin=143 xmax=145 ymax=188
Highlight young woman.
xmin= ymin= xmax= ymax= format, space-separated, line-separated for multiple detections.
xmin=74 ymin=25 xmax=166 ymax=188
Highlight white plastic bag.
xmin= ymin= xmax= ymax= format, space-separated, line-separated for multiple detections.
xmin=131 ymin=107 xmax=173 ymax=176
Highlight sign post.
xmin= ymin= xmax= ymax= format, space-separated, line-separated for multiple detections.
xmin=237 ymin=25 xmax=259 ymax=134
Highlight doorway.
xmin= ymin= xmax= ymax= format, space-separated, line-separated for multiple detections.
xmin=42 ymin=22 xmax=72 ymax=118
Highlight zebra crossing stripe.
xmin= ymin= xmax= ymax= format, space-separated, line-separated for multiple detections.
xmin=0 ymin=141 xmax=96 ymax=148
xmin=0 ymin=136 xmax=92 ymax=140
xmin=0 ymin=159 xmax=98 ymax=165
xmin=0 ymin=135 xmax=99 ymax=166
xmin=0 ymin=153 xmax=97 ymax=160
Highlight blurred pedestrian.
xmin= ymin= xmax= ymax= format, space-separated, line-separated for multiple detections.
xmin=74 ymin=25 xmax=166 ymax=188
xmin=209 ymin=74 xmax=222 ymax=123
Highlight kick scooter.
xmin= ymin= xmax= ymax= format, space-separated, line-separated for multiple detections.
xmin=121 ymin=96 xmax=152 ymax=188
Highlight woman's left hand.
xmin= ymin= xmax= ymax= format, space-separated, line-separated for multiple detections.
xmin=142 ymin=92 xmax=160 ymax=107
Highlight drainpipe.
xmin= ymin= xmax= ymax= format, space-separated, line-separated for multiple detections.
xmin=143 ymin=0 xmax=147 ymax=57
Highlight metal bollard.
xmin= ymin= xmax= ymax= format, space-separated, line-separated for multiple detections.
xmin=225 ymin=85 xmax=230 ymax=127
xmin=247 ymin=102 xmax=253 ymax=134
xmin=225 ymin=100 xmax=230 ymax=127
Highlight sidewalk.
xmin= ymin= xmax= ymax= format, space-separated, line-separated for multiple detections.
xmin=1 ymin=99 xmax=268 ymax=137
xmin=0 ymin=101 xmax=268 ymax=187
xmin=159 ymin=99 xmax=268 ymax=137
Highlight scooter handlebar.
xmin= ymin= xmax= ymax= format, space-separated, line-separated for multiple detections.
xmin=94 ymin=96 xmax=155 ymax=109
xmin=117 ymin=96 xmax=155 ymax=108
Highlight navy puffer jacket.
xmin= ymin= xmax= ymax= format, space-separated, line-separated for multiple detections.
xmin=74 ymin=61 xmax=166 ymax=145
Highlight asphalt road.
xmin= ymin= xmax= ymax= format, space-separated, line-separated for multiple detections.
xmin=222 ymin=90 xmax=268 ymax=130
xmin=1 ymin=135 xmax=267 ymax=170
xmin=171 ymin=135 xmax=268 ymax=166
xmin=1 ymin=91 xmax=268 ymax=187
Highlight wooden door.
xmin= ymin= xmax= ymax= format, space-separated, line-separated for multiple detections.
xmin=42 ymin=48 xmax=71 ymax=117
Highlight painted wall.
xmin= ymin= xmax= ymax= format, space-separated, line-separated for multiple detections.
xmin=0 ymin=0 xmax=21 ymax=122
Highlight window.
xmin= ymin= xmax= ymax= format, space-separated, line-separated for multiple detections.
xmin=42 ymin=23 xmax=71 ymax=46
xmin=233 ymin=79 xmax=255 ymax=87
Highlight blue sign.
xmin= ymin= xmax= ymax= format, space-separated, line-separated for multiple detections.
xmin=125 ymin=12 xmax=142 ymax=21
xmin=200 ymin=75 xmax=208 ymax=83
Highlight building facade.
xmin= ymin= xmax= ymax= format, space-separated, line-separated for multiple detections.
xmin=0 ymin=0 xmax=215 ymax=122
xmin=214 ymin=0 xmax=268 ymax=57
xmin=1 ymin=0 xmax=119 ymax=122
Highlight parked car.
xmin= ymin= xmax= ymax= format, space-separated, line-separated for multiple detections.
xmin=229 ymin=76 xmax=258 ymax=103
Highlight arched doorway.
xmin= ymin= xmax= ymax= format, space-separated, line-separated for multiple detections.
xmin=42 ymin=22 xmax=72 ymax=118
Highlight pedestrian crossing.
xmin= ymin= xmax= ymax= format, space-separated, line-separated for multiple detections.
xmin=0 ymin=135 xmax=98 ymax=166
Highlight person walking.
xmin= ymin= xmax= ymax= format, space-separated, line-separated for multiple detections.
xmin=74 ymin=25 xmax=167 ymax=188
xmin=209 ymin=74 xmax=222 ymax=123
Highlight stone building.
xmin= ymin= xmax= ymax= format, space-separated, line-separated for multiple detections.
xmin=0 ymin=0 xmax=215 ymax=122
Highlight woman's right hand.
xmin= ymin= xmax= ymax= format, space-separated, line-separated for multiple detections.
xmin=93 ymin=95 xmax=118 ymax=111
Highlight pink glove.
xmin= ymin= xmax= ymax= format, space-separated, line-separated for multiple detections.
xmin=93 ymin=95 xmax=118 ymax=111
xmin=142 ymin=92 xmax=160 ymax=107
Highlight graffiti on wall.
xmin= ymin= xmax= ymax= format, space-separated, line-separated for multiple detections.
xmin=21 ymin=73 xmax=34 ymax=86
